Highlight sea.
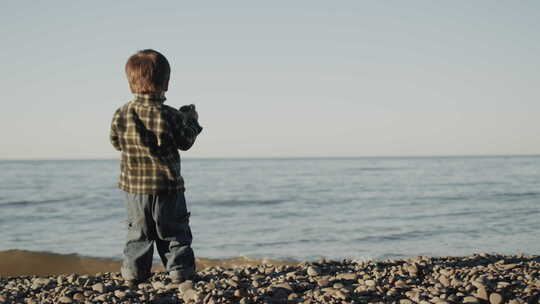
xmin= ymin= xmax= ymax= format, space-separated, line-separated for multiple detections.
xmin=0 ymin=156 xmax=539 ymax=262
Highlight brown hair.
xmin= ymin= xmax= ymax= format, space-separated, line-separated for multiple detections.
xmin=125 ymin=49 xmax=170 ymax=94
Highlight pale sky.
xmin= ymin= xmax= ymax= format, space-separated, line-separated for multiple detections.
xmin=1 ymin=1 xmax=539 ymax=159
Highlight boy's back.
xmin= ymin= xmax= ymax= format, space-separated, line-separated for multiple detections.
xmin=110 ymin=94 xmax=195 ymax=194
xmin=110 ymin=49 xmax=201 ymax=284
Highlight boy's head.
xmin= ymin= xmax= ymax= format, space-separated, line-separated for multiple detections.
xmin=125 ymin=49 xmax=170 ymax=94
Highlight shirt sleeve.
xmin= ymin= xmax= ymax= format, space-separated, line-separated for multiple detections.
xmin=110 ymin=109 xmax=122 ymax=151
xmin=168 ymin=108 xmax=198 ymax=151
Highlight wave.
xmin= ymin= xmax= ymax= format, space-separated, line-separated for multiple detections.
xmin=0 ymin=196 xmax=84 ymax=208
xmin=494 ymin=192 xmax=540 ymax=199
xmin=428 ymin=182 xmax=503 ymax=187
xmin=411 ymin=209 xmax=487 ymax=219
xmin=209 ymin=199 xmax=287 ymax=207
xmin=353 ymin=228 xmax=482 ymax=243
xmin=417 ymin=195 xmax=470 ymax=201
xmin=345 ymin=167 xmax=403 ymax=173
xmin=251 ymin=239 xmax=314 ymax=247
xmin=408 ymin=191 xmax=540 ymax=204
xmin=368 ymin=209 xmax=488 ymax=222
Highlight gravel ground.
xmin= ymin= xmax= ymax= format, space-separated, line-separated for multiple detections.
xmin=1 ymin=253 xmax=539 ymax=304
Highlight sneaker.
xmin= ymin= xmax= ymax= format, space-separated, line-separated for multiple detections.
xmin=169 ymin=269 xmax=196 ymax=283
xmin=122 ymin=275 xmax=150 ymax=288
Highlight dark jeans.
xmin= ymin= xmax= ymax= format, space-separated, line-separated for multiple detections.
xmin=121 ymin=190 xmax=195 ymax=281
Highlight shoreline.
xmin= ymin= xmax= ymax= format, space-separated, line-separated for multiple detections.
xmin=0 ymin=249 xmax=296 ymax=278
xmin=0 ymin=251 xmax=539 ymax=303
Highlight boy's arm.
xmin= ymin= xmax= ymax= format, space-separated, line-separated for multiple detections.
xmin=169 ymin=109 xmax=198 ymax=151
xmin=177 ymin=130 xmax=197 ymax=151
xmin=110 ymin=109 xmax=122 ymax=151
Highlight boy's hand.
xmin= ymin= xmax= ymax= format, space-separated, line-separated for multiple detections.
xmin=179 ymin=104 xmax=203 ymax=135
xmin=179 ymin=104 xmax=198 ymax=121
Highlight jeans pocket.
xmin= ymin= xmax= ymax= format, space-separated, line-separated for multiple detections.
xmin=126 ymin=218 xmax=145 ymax=241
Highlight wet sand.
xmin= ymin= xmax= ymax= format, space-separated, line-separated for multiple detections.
xmin=0 ymin=250 xmax=295 ymax=277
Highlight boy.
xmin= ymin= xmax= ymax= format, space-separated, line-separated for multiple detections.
xmin=109 ymin=49 xmax=201 ymax=284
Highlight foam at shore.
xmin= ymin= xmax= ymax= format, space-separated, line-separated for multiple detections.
xmin=0 ymin=249 xmax=295 ymax=277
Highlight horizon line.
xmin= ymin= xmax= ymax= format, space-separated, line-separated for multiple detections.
xmin=1 ymin=153 xmax=539 ymax=161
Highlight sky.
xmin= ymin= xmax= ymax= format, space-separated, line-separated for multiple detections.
xmin=1 ymin=1 xmax=539 ymax=159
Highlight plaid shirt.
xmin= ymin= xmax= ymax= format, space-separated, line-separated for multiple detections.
xmin=110 ymin=94 xmax=197 ymax=194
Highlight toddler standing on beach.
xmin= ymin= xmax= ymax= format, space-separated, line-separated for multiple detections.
xmin=109 ymin=49 xmax=201 ymax=284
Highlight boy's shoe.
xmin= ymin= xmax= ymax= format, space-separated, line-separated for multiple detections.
xmin=169 ymin=269 xmax=197 ymax=283
xmin=121 ymin=266 xmax=151 ymax=287
xmin=123 ymin=276 xmax=150 ymax=288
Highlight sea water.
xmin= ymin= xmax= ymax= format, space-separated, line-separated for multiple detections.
xmin=0 ymin=156 xmax=539 ymax=261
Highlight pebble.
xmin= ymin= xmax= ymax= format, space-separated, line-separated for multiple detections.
xmin=239 ymin=297 xmax=249 ymax=304
xmin=275 ymin=282 xmax=294 ymax=292
xmin=233 ymin=289 xmax=247 ymax=297
xmin=337 ymin=273 xmax=357 ymax=281
xmin=182 ymin=289 xmax=198 ymax=302
xmin=285 ymin=271 xmax=296 ymax=279
xmin=394 ymin=280 xmax=407 ymax=288
xmin=153 ymin=296 xmax=176 ymax=304
xmin=94 ymin=294 xmax=107 ymax=302
xmin=152 ymin=281 xmax=165 ymax=289
xmin=30 ymin=283 xmax=41 ymax=290
xmin=475 ymin=285 xmax=489 ymax=301
xmin=500 ymin=264 xmax=518 ymax=270
xmin=288 ymin=292 xmax=299 ymax=301
xmin=66 ymin=274 xmax=77 ymax=283
xmin=489 ymin=293 xmax=504 ymax=304
xmin=307 ymin=266 xmax=321 ymax=276
xmin=463 ymin=296 xmax=479 ymax=303
xmin=406 ymin=264 xmax=419 ymax=274
xmin=91 ymin=283 xmax=105 ymax=293
xmin=178 ymin=281 xmax=193 ymax=293
xmin=365 ymin=279 xmax=376 ymax=287
xmin=165 ymin=283 xmax=178 ymax=290
xmin=34 ymin=278 xmax=51 ymax=286
xmin=322 ymin=287 xmax=337 ymax=295
xmin=439 ymin=276 xmax=450 ymax=287
xmin=58 ymin=296 xmax=73 ymax=303
xmin=226 ymin=279 xmax=239 ymax=288
xmin=440 ymin=269 xmax=454 ymax=276
xmin=114 ymin=290 xmax=126 ymax=299
xmin=73 ymin=293 xmax=84 ymax=301
xmin=334 ymin=290 xmax=347 ymax=299
xmin=317 ymin=278 xmax=330 ymax=287
xmin=497 ymin=281 xmax=511 ymax=288
xmin=405 ymin=290 xmax=419 ymax=300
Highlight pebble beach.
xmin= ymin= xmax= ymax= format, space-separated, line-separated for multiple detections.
xmin=1 ymin=253 xmax=539 ymax=304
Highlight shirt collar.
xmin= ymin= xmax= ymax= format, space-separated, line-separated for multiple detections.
xmin=133 ymin=93 xmax=166 ymax=105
